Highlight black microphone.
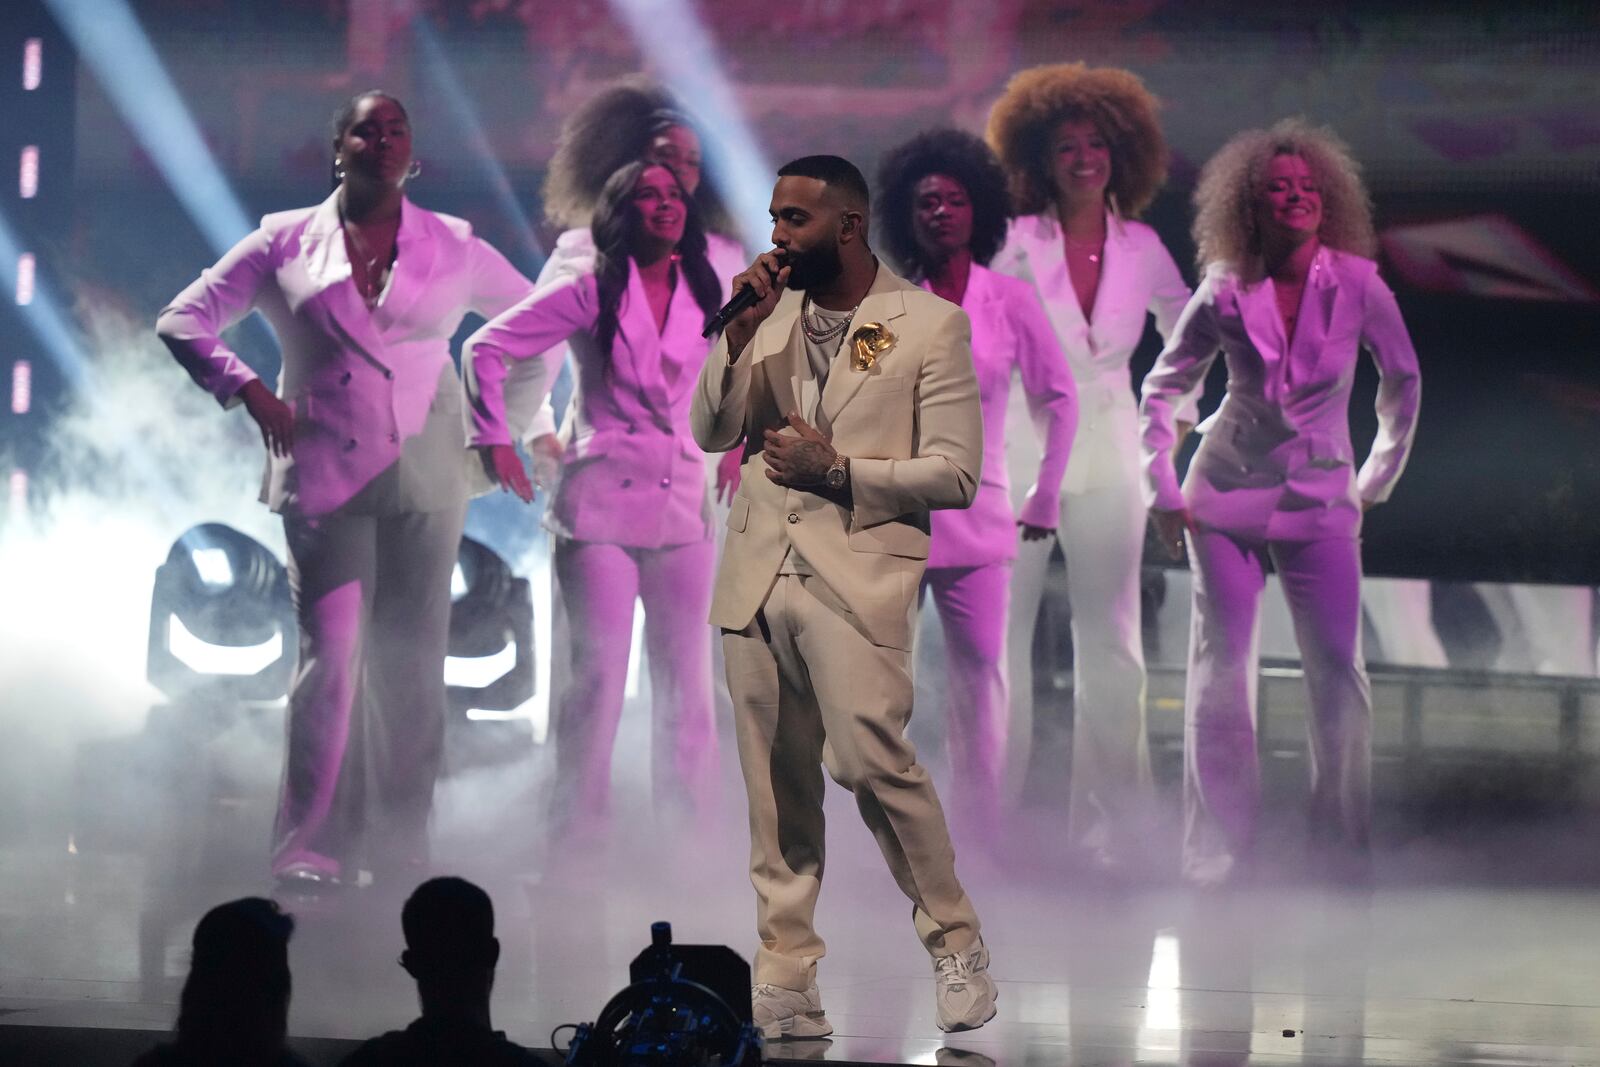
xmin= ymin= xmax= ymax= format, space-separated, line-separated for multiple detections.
xmin=702 ymin=250 xmax=787 ymax=338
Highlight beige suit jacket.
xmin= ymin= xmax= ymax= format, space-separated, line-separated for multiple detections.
xmin=690 ymin=263 xmax=982 ymax=651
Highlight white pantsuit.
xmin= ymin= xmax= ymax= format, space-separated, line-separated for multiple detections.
xmin=990 ymin=211 xmax=1191 ymax=851
xmin=465 ymin=259 xmax=720 ymax=833
xmin=920 ymin=265 xmax=1076 ymax=836
xmin=691 ymin=265 xmax=986 ymax=990
xmin=157 ymin=191 xmax=532 ymax=877
xmin=1141 ymin=246 xmax=1422 ymax=883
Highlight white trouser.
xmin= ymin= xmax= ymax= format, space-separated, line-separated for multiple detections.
xmin=1183 ymin=530 xmax=1371 ymax=884
xmin=1007 ymin=477 xmax=1153 ymax=850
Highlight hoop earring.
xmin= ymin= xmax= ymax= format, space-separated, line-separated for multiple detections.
xmin=406 ymin=159 xmax=423 ymax=181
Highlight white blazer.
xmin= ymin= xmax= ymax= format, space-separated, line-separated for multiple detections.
xmin=1140 ymin=246 xmax=1422 ymax=542
xmin=465 ymin=260 xmax=716 ymax=548
xmin=922 ymin=264 xmax=1077 ymax=569
xmin=157 ymin=190 xmax=531 ymax=518
xmin=515 ymin=226 xmax=748 ymax=442
xmin=990 ymin=210 xmax=1192 ymax=493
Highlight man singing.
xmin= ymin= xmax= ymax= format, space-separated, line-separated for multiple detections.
xmin=691 ymin=156 xmax=996 ymax=1038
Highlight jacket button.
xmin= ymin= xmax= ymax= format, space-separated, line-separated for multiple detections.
xmin=383 ymin=369 xmax=394 ymax=380
xmin=340 ymin=371 xmax=352 ymax=384
xmin=787 ymin=513 xmax=799 ymax=524
xmin=345 ymin=438 xmax=357 ymax=450
xmin=627 ymin=424 xmax=637 ymax=434
xmin=389 ymin=432 xmax=399 ymax=443
xmin=621 ymin=478 xmax=632 ymax=488
xmin=660 ymin=477 xmax=671 ymax=488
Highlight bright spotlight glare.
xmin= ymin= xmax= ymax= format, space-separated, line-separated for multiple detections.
xmin=9 ymin=469 xmax=27 ymax=511
xmin=191 ymin=547 xmax=233 ymax=587
xmin=23 ymin=38 xmax=42 ymax=91
xmin=11 ymin=360 xmax=30 ymax=415
xmin=19 ymin=146 xmax=39 ymax=200
xmin=168 ymin=615 xmax=283 ymax=676
xmin=43 ymin=0 xmax=253 ymax=254
xmin=445 ymin=641 xmax=518 ymax=688
xmin=15 ymin=252 xmax=34 ymax=306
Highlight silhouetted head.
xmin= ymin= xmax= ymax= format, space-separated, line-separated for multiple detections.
xmin=174 ymin=897 xmax=295 ymax=1064
xmin=400 ymin=877 xmax=500 ymax=995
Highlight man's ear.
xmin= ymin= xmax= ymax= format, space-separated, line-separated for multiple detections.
xmin=839 ymin=210 xmax=864 ymax=244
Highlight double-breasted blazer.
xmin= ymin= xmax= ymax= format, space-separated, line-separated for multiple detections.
xmin=1140 ymin=246 xmax=1422 ymax=541
xmin=465 ymin=260 xmax=717 ymax=548
xmin=690 ymin=263 xmax=984 ymax=651
xmin=990 ymin=210 xmax=1192 ymax=494
xmin=922 ymin=263 xmax=1077 ymax=569
xmin=156 ymin=190 xmax=532 ymax=518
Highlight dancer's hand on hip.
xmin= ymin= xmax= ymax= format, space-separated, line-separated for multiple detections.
xmin=483 ymin=444 xmax=534 ymax=503
xmin=238 ymin=380 xmax=294 ymax=457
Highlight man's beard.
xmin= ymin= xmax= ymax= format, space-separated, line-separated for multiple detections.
xmin=783 ymin=240 xmax=843 ymax=291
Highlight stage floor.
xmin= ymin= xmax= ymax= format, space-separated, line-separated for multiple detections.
xmin=4 ymin=760 xmax=1600 ymax=1067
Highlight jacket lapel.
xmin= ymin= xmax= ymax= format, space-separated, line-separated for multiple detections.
xmin=300 ymin=191 xmax=388 ymax=364
xmin=1020 ymin=216 xmax=1089 ymax=346
xmin=1288 ymin=246 xmax=1340 ymax=387
xmin=370 ymin=197 xmax=438 ymax=343
xmin=819 ymin=264 xmax=909 ymax=426
xmin=755 ymin=294 xmax=804 ymax=420
xmin=1235 ymin=276 xmax=1287 ymax=396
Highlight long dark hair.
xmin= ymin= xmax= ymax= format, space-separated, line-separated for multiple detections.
xmin=590 ymin=161 xmax=722 ymax=362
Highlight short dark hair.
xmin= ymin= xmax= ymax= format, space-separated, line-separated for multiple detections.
xmin=876 ymin=128 xmax=1011 ymax=276
xmin=329 ymin=90 xmax=409 ymax=190
xmin=402 ymin=877 xmax=496 ymax=973
xmin=778 ymin=155 xmax=870 ymax=212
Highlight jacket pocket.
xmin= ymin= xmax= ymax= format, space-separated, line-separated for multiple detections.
xmin=726 ymin=495 xmax=750 ymax=533
xmin=855 ymin=374 xmax=910 ymax=397
xmin=848 ymin=518 xmax=929 ymax=559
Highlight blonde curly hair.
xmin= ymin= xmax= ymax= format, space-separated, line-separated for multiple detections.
xmin=1192 ymin=117 xmax=1376 ymax=278
xmin=985 ymin=62 xmax=1168 ymax=218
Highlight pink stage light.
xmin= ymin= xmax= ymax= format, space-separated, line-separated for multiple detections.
xmin=15 ymin=252 xmax=35 ymax=305
xmin=23 ymin=38 xmax=42 ymax=91
xmin=20 ymin=146 xmax=39 ymax=199
xmin=9 ymin=469 xmax=27 ymax=512
xmin=11 ymin=360 xmax=31 ymax=415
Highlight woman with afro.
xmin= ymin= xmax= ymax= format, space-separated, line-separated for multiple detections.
xmin=986 ymin=63 xmax=1192 ymax=869
xmin=1140 ymin=120 xmax=1420 ymax=886
xmin=875 ymin=128 xmax=1078 ymax=840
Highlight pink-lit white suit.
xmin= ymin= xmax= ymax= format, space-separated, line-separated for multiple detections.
xmin=920 ymin=264 xmax=1077 ymax=834
xmin=990 ymin=211 xmax=1191 ymax=850
xmin=464 ymin=258 xmax=722 ymax=830
xmin=157 ymin=191 xmax=532 ymax=877
xmin=1140 ymin=246 xmax=1422 ymax=883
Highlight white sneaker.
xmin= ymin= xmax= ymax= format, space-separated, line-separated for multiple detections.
xmin=933 ymin=939 xmax=998 ymax=1032
xmin=752 ymin=982 xmax=833 ymax=1040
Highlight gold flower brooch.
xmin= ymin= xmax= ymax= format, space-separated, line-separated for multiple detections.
xmin=851 ymin=322 xmax=896 ymax=372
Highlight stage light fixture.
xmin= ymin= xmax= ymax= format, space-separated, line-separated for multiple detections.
xmin=446 ymin=535 xmax=536 ymax=721
xmin=561 ymin=922 xmax=761 ymax=1067
xmin=146 ymin=523 xmax=296 ymax=703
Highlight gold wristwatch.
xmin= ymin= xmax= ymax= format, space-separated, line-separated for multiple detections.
xmin=825 ymin=453 xmax=849 ymax=490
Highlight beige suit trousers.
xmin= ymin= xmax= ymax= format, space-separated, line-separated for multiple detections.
xmin=723 ymin=574 xmax=981 ymax=990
